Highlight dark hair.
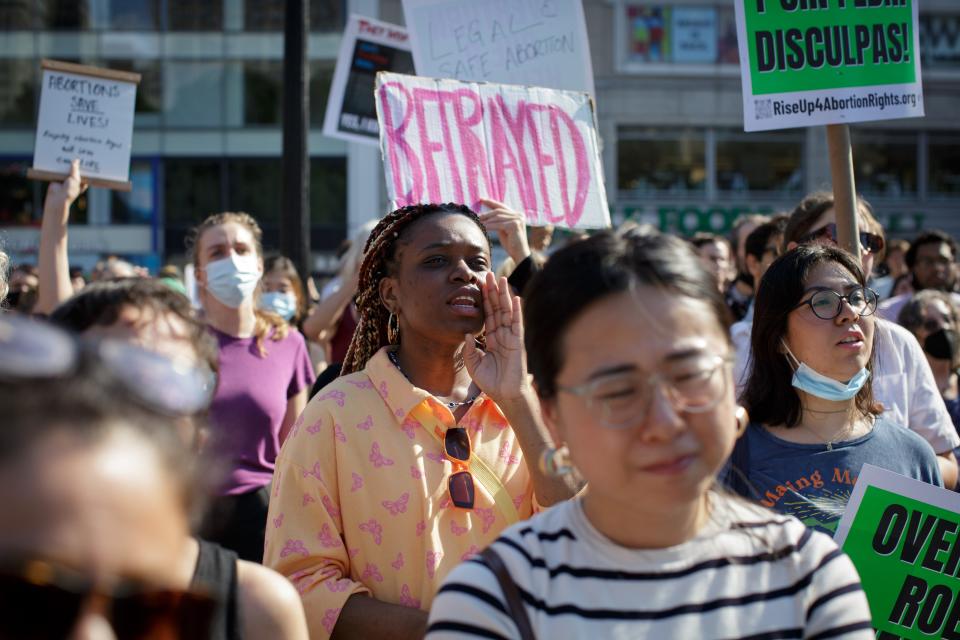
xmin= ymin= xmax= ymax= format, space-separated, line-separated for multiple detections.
xmin=341 ymin=203 xmax=490 ymax=374
xmin=690 ymin=232 xmax=725 ymax=250
xmin=742 ymin=244 xmax=883 ymax=427
xmin=728 ymin=214 xmax=769 ymax=253
xmin=49 ymin=277 xmax=218 ymax=376
xmin=905 ymin=230 xmax=957 ymax=270
xmin=264 ymin=255 xmax=308 ymax=325
xmin=744 ymin=215 xmax=789 ymax=262
xmin=898 ymin=289 xmax=960 ymax=335
xmin=783 ymin=191 xmax=879 ymax=249
xmin=0 ymin=355 xmax=205 ymax=519
xmin=524 ymin=231 xmax=731 ymax=398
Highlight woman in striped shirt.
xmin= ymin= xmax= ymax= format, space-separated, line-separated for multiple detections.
xmin=427 ymin=231 xmax=873 ymax=639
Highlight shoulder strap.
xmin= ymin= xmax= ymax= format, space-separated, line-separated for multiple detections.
xmin=410 ymin=403 xmax=521 ymax=525
xmin=479 ymin=546 xmax=535 ymax=640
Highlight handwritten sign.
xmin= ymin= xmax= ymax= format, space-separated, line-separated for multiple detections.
xmin=834 ymin=464 xmax=960 ymax=639
xmin=735 ymin=0 xmax=924 ymax=131
xmin=28 ymin=60 xmax=140 ymax=191
xmin=323 ymin=15 xmax=415 ymax=145
xmin=375 ymin=72 xmax=608 ymax=229
xmin=401 ymin=0 xmax=595 ymax=95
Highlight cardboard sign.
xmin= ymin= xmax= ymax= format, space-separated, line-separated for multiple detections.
xmin=401 ymin=0 xmax=595 ymax=95
xmin=375 ymin=72 xmax=609 ymax=229
xmin=28 ymin=60 xmax=140 ymax=191
xmin=834 ymin=464 xmax=960 ymax=639
xmin=323 ymin=15 xmax=415 ymax=145
xmin=734 ymin=0 xmax=924 ymax=131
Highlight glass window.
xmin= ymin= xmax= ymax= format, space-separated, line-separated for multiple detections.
xmin=618 ymin=128 xmax=706 ymax=195
xmin=106 ymin=59 xmax=162 ymax=127
xmin=624 ymin=4 xmax=736 ymax=65
xmin=167 ymin=0 xmax=223 ymax=31
xmin=37 ymin=1 xmax=92 ymax=29
xmin=0 ymin=160 xmax=38 ymax=226
xmin=163 ymin=158 xmax=223 ymax=227
xmin=852 ymin=130 xmax=917 ymax=198
xmin=309 ymin=60 xmax=335 ymax=126
xmin=1 ymin=2 xmax=35 ymax=28
xmin=164 ymin=61 xmax=223 ymax=127
xmin=929 ymin=132 xmax=960 ymax=196
xmin=244 ymin=0 xmax=344 ymax=32
xmin=716 ymin=130 xmax=803 ymax=195
xmin=310 ymin=157 xmax=346 ymax=227
xmin=111 ymin=160 xmax=155 ymax=224
xmin=243 ymin=61 xmax=282 ymax=125
xmin=920 ymin=14 xmax=960 ymax=70
xmin=95 ymin=0 xmax=160 ymax=30
xmin=226 ymin=158 xmax=282 ymax=222
xmin=0 ymin=59 xmax=37 ymax=126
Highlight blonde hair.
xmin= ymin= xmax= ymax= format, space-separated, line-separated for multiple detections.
xmin=0 ymin=246 xmax=9 ymax=304
xmin=186 ymin=212 xmax=288 ymax=357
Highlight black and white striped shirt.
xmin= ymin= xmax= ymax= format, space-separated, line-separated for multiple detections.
xmin=427 ymin=493 xmax=872 ymax=639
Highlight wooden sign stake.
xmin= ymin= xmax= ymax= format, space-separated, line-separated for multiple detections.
xmin=826 ymin=124 xmax=861 ymax=256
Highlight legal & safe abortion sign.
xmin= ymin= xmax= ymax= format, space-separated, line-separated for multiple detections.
xmin=834 ymin=465 xmax=960 ymax=639
xmin=374 ymin=72 xmax=609 ymax=229
xmin=735 ymin=0 xmax=924 ymax=131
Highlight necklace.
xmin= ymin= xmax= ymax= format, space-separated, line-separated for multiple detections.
xmin=800 ymin=415 xmax=873 ymax=451
xmin=388 ymin=350 xmax=480 ymax=409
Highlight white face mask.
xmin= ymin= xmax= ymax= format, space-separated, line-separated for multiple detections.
xmin=203 ymin=254 xmax=260 ymax=308
xmin=260 ymin=291 xmax=298 ymax=321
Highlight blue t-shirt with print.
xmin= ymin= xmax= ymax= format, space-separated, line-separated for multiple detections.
xmin=723 ymin=416 xmax=942 ymax=536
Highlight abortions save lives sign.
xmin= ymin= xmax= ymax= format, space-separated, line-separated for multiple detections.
xmin=28 ymin=59 xmax=140 ymax=191
xmin=374 ymin=72 xmax=609 ymax=229
xmin=322 ymin=15 xmax=414 ymax=145
xmin=734 ymin=0 xmax=924 ymax=132
xmin=834 ymin=464 xmax=960 ymax=639
xmin=400 ymin=0 xmax=595 ymax=96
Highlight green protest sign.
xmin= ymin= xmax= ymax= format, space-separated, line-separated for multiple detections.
xmin=734 ymin=0 xmax=924 ymax=131
xmin=834 ymin=464 xmax=960 ymax=639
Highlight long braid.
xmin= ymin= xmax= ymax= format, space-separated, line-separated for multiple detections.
xmin=341 ymin=203 xmax=489 ymax=375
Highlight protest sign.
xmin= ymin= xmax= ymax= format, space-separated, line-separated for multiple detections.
xmin=400 ymin=0 xmax=595 ymax=95
xmin=28 ymin=60 xmax=140 ymax=191
xmin=323 ymin=15 xmax=415 ymax=145
xmin=834 ymin=464 xmax=960 ymax=639
xmin=734 ymin=0 xmax=924 ymax=132
xmin=375 ymin=72 xmax=608 ymax=229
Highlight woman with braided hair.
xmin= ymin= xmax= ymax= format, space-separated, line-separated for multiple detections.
xmin=264 ymin=202 xmax=578 ymax=639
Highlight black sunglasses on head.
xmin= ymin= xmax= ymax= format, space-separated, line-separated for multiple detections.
xmin=799 ymin=223 xmax=885 ymax=255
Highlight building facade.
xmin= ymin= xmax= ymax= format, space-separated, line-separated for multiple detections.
xmin=1 ymin=0 xmax=958 ymax=272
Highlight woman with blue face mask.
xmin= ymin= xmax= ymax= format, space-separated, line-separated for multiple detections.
xmin=260 ymin=255 xmax=307 ymax=325
xmin=188 ymin=213 xmax=315 ymax=563
xmin=726 ymin=244 xmax=942 ymax=534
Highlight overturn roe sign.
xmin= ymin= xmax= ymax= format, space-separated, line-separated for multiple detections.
xmin=735 ymin=0 xmax=924 ymax=131
xmin=374 ymin=72 xmax=609 ymax=229
xmin=835 ymin=464 xmax=960 ymax=639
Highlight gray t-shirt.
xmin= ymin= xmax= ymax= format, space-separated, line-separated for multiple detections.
xmin=724 ymin=416 xmax=942 ymax=536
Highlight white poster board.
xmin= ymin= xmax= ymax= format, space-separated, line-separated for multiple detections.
xmin=401 ymin=0 xmax=595 ymax=95
xmin=29 ymin=60 xmax=140 ymax=191
xmin=323 ymin=15 xmax=414 ymax=145
xmin=375 ymin=72 xmax=609 ymax=229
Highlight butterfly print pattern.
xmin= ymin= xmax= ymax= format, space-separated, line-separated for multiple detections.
xmin=382 ymin=492 xmax=410 ymax=516
xmin=317 ymin=523 xmax=342 ymax=548
xmin=317 ymin=389 xmax=346 ymax=407
xmin=398 ymin=584 xmax=421 ymax=609
xmin=350 ymin=472 xmax=364 ymax=492
xmin=359 ymin=519 xmax=383 ymax=545
xmin=280 ymin=538 xmax=309 ymax=558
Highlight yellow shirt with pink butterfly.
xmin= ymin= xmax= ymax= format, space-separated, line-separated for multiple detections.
xmin=263 ymin=347 xmax=536 ymax=640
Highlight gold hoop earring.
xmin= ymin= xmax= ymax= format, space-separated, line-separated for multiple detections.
xmin=735 ymin=405 xmax=750 ymax=437
xmin=539 ymin=445 xmax=573 ymax=477
xmin=387 ymin=312 xmax=400 ymax=344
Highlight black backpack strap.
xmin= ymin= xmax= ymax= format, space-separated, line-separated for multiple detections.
xmin=479 ymin=546 xmax=535 ymax=640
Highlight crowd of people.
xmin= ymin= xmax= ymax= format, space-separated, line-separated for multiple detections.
xmin=3 ymin=157 xmax=960 ymax=638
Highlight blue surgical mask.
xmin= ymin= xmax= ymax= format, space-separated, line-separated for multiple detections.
xmin=203 ymin=254 xmax=260 ymax=308
xmin=260 ymin=291 xmax=298 ymax=321
xmin=782 ymin=341 xmax=870 ymax=402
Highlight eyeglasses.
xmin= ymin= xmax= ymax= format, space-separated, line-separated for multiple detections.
xmin=557 ymin=355 xmax=733 ymax=430
xmin=791 ymin=286 xmax=879 ymax=320
xmin=0 ymin=558 xmax=216 ymax=640
xmin=799 ymin=223 xmax=885 ymax=255
xmin=0 ymin=315 xmax=215 ymax=418
xmin=444 ymin=428 xmax=475 ymax=509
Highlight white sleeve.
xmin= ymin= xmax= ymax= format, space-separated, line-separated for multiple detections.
xmin=731 ymin=321 xmax=752 ymax=400
xmin=427 ymin=558 xmax=522 ymax=640
xmin=875 ymin=321 xmax=959 ymax=454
